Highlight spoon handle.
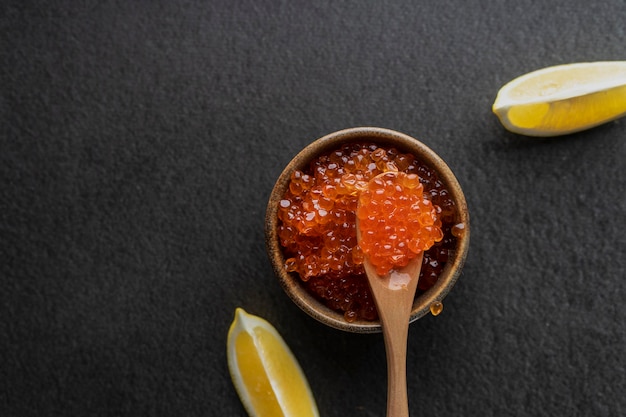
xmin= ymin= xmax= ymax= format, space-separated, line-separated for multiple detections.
xmin=380 ymin=306 xmax=411 ymax=417
xmin=363 ymin=253 xmax=423 ymax=417
xmin=363 ymin=252 xmax=424 ymax=417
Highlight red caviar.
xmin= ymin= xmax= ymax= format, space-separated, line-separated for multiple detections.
xmin=357 ymin=172 xmax=443 ymax=276
xmin=278 ymin=142 xmax=458 ymax=322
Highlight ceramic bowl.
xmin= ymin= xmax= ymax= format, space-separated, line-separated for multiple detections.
xmin=265 ymin=127 xmax=470 ymax=333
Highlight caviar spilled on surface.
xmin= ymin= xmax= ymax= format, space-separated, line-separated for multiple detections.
xmin=357 ymin=171 xmax=443 ymax=276
xmin=278 ymin=143 xmax=460 ymax=322
xmin=429 ymin=301 xmax=444 ymax=316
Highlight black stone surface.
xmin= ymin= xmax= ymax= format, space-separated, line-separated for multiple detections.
xmin=2 ymin=1 xmax=625 ymax=416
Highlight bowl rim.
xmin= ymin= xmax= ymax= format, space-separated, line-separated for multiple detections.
xmin=265 ymin=127 xmax=470 ymax=333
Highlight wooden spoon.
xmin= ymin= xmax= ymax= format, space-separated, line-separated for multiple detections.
xmin=356 ymin=171 xmax=426 ymax=417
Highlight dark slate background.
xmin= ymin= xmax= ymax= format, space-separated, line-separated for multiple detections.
xmin=2 ymin=1 xmax=625 ymax=416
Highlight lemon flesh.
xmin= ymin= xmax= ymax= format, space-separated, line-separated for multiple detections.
xmin=493 ymin=61 xmax=626 ymax=136
xmin=227 ymin=308 xmax=319 ymax=417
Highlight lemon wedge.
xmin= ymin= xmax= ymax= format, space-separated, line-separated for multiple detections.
xmin=227 ymin=308 xmax=319 ymax=417
xmin=492 ymin=61 xmax=626 ymax=136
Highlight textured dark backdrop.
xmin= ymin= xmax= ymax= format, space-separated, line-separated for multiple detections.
xmin=1 ymin=1 xmax=625 ymax=416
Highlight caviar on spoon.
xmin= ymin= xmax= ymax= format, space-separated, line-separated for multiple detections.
xmin=356 ymin=171 xmax=443 ymax=417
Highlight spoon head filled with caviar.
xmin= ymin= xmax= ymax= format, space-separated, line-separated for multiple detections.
xmin=356 ymin=170 xmax=443 ymax=417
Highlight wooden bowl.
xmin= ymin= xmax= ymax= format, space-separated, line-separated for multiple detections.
xmin=265 ymin=127 xmax=470 ymax=333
